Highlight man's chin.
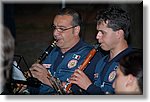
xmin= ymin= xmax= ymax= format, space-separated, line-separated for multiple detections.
xmin=56 ymin=42 xmax=63 ymax=48
xmin=101 ymin=47 xmax=109 ymax=51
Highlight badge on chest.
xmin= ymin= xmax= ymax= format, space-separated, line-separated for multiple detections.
xmin=68 ymin=59 xmax=78 ymax=68
xmin=108 ymin=71 xmax=116 ymax=82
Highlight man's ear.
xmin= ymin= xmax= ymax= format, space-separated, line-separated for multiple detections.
xmin=74 ymin=26 xmax=80 ymax=36
xmin=116 ymin=29 xmax=124 ymax=39
xmin=126 ymin=74 xmax=136 ymax=87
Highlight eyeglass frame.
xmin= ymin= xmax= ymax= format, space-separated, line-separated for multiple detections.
xmin=51 ymin=24 xmax=78 ymax=33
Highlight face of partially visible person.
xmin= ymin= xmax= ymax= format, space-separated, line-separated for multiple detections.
xmin=53 ymin=15 xmax=80 ymax=51
xmin=112 ymin=66 xmax=128 ymax=94
xmin=96 ymin=21 xmax=119 ymax=51
xmin=113 ymin=65 xmax=141 ymax=94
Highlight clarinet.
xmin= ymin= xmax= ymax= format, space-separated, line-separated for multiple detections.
xmin=13 ymin=41 xmax=66 ymax=94
xmin=36 ymin=41 xmax=56 ymax=64
xmin=12 ymin=41 xmax=57 ymax=94
xmin=34 ymin=41 xmax=65 ymax=95
xmin=64 ymin=44 xmax=100 ymax=93
xmin=25 ymin=41 xmax=57 ymax=88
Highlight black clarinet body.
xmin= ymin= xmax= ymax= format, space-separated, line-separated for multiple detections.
xmin=37 ymin=41 xmax=56 ymax=64
xmin=11 ymin=41 xmax=57 ymax=94
xmin=26 ymin=41 xmax=57 ymax=88
xmin=35 ymin=41 xmax=65 ymax=94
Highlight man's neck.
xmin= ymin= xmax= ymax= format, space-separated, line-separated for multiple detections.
xmin=109 ymin=41 xmax=128 ymax=61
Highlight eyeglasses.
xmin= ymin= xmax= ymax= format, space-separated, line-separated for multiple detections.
xmin=52 ymin=25 xmax=78 ymax=33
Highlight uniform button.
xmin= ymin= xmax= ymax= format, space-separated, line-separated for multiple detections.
xmin=79 ymin=89 xmax=82 ymax=93
xmin=62 ymin=55 xmax=64 ymax=58
xmin=105 ymin=91 xmax=110 ymax=94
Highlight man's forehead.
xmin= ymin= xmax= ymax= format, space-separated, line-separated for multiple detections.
xmin=97 ymin=21 xmax=108 ymax=29
xmin=54 ymin=15 xmax=73 ymax=26
xmin=97 ymin=20 xmax=108 ymax=26
xmin=55 ymin=15 xmax=73 ymax=20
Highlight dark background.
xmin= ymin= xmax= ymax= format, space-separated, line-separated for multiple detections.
xmin=3 ymin=2 xmax=143 ymax=71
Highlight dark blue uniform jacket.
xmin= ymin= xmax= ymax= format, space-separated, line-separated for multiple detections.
xmin=29 ymin=39 xmax=103 ymax=94
xmin=86 ymin=47 xmax=137 ymax=94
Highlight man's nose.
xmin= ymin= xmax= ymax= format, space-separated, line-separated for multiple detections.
xmin=53 ymin=29 xmax=61 ymax=36
xmin=96 ymin=32 xmax=102 ymax=40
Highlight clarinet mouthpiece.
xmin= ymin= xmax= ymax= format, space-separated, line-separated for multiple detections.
xmin=94 ymin=43 xmax=100 ymax=49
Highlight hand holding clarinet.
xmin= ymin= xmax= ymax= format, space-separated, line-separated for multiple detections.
xmin=65 ymin=44 xmax=99 ymax=93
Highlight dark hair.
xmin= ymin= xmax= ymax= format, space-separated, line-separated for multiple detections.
xmin=96 ymin=7 xmax=131 ymax=40
xmin=119 ymin=51 xmax=143 ymax=94
xmin=56 ymin=7 xmax=82 ymax=26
